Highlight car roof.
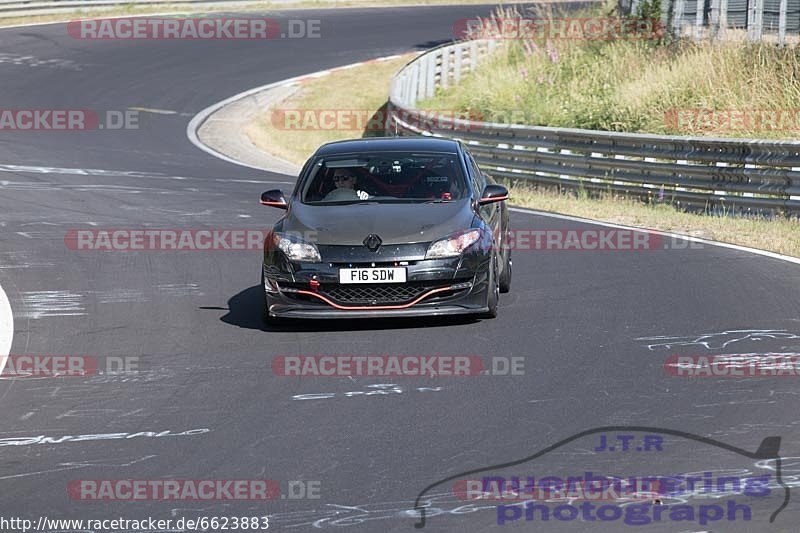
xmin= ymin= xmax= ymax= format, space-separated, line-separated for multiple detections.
xmin=314 ymin=137 xmax=461 ymax=156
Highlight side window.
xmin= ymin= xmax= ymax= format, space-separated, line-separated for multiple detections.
xmin=465 ymin=152 xmax=485 ymax=199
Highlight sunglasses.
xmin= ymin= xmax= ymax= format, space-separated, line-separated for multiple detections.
xmin=333 ymin=175 xmax=355 ymax=182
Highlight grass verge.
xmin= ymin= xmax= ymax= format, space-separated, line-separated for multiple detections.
xmin=420 ymin=4 xmax=800 ymax=139
xmin=245 ymin=38 xmax=800 ymax=259
xmin=245 ymin=54 xmax=415 ymax=164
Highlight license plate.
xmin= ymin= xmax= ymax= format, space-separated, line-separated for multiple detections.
xmin=339 ymin=267 xmax=407 ymax=284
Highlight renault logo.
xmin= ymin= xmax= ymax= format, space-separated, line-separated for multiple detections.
xmin=363 ymin=234 xmax=382 ymax=251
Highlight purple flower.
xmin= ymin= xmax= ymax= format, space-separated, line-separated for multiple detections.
xmin=545 ymin=40 xmax=559 ymax=63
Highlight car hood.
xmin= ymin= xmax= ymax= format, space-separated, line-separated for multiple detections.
xmin=282 ymin=200 xmax=475 ymax=245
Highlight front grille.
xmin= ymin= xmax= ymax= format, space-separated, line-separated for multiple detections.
xmin=321 ymin=282 xmax=444 ymax=305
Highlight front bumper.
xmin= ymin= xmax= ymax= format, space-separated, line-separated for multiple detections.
xmin=262 ymin=245 xmax=491 ymax=319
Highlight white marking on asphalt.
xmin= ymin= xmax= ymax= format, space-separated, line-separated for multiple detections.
xmin=0 ymin=251 xmax=55 ymax=270
xmin=215 ymin=178 xmax=295 ymax=184
xmin=637 ymin=330 xmax=800 ymax=350
xmin=0 ymin=53 xmax=82 ymax=71
xmin=19 ymin=290 xmax=85 ymax=319
xmin=56 ymin=409 xmax=119 ymax=420
xmin=187 ymin=75 xmax=309 ymax=172
xmin=0 ymin=428 xmax=209 ymax=447
xmin=129 ymin=107 xmax=177 ymax=115
xmin=0 ymin=281 xmax=12 ymax=375
xmin=0 ymin=464 xmax=90 ymax=481
xmin=156 ymin=283 xmax=202 ymax=297
xmin=509 ymin=207 xmax=800 ymax=266
xmin=186 ymin=54 xmax=416 ymax=173
xmin=93 ymin=289 xmax=147 ymax=304
xmin=0 ymin=163 xmax=192 ymax=181
xmin=0 ymin=454 xmax=157 ymax=481
xmin=0 ymin=164 xmax=292 ymax=188
xmin=291 ymin=383 xmax=444 ymax=401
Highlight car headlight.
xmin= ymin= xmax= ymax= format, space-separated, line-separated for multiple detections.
xmin=272 ymin=232 xmax=321 ymax=262
xmin=425 ymin=229 xmax=483 ymax=259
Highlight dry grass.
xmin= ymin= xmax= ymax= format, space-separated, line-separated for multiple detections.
xmin=245 ymin=54 xmax=415 ymax=164
xmin=422 ymin=5 xmax=800 ymax=138
xmin=505 ymin=181 xmax=800 ymax=258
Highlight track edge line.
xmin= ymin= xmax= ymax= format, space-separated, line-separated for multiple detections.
xmin=0 ymin=281 xmax=13 ymax=374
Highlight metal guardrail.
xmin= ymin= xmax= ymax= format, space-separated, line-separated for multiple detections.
xmin=658 ymin=0 xmax=800 ymax=45
xmin=388 ymin=39 xmax=800 ymax=214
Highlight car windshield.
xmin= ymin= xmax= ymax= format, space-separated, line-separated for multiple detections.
xmin=300 ymin=151 xmax=468 ymax=204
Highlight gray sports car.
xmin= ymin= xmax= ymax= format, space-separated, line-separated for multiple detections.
xmin=259 ymin=137 xmax=511 ymax=322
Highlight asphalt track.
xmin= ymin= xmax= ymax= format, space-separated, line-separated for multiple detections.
xmin=1 ymin=4 xmax=800 ymax=532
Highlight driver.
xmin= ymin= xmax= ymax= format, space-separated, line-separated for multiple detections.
xmin=323 ymin=168 xmax=369 ymax=201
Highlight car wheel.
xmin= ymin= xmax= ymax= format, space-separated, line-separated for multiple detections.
xmin=261 ymin=272 xmax=280 ymax=326
xmin=499 ymin=247 xmax=512 ymax=294
xmin=481 ymin=254 xmax=499 ymax=319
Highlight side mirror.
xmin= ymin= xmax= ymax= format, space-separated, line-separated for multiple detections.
xmin=260 ymin=189 xmax=288 ymax=209
xmin=478 ymin=184 xmax=508 ymax=205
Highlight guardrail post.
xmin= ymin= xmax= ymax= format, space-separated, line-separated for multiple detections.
xmin=409 ymin=61 xmax=420 ymax=108
xmin=469 ymin=40 xmax=478 ymax=72
xmin=710 ymin=0 xmax=729 ymax=40
xmin=454 ymin=45 xmax=463 ymax=84
xmin=440 ymin=49 xmax=450 ymax=89
xmin=661 ymin=0 xmax=673 ymax=34
xmin=418 ymin=56 xmax=428 ymax=101
xmin=788 ymin=171 xmax=800 ymax=211
xmin=695 ymin=0 xmax=706 ymax=40
xmin=425 ymin=52 xmax=437 ymax=98
xmin=672 ymin=0 xmax=686 ymax=37
xmin=390 ymin=76 xmax=398 ymax=103
xmin=747 ymin=0 xmax=764 ymax=41
xmin=719 ymin=0 xmax=728 ymax=37
xmin=710 ymin=0 xmax=719 ymax=37
xmin=778 ymin=0 xmax=787 ymax=45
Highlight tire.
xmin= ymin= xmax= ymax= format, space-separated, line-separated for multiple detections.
xmin=499 ymin=247 xmax=512 ymax=294
xmin=481 ymin=254 xmax=499 ymax=319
